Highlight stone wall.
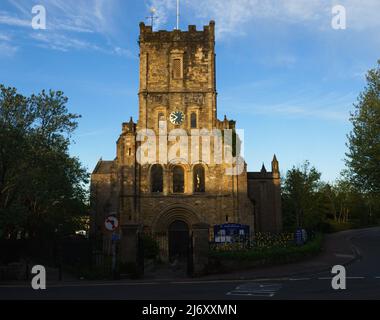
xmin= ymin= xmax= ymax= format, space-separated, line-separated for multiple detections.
xmin=247 ymin=170 xmax=282 ymax=233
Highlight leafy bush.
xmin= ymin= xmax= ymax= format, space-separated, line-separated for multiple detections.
xmin=141 ymin=234 xmax=159 ymax=260
xmin=210 ymin=232 xmax=295 ymax=252
xmin=210 ymin=234 xmax=323 ymax=266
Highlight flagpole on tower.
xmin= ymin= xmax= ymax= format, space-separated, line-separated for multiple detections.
xmin=176 ymin=0 xmax=180 ymax=30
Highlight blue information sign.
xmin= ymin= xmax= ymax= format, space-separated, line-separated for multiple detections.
xmin=295 ymin=228 xmax=307 ymax=245
xmin=112 ymin=233 xmax=120 ymax=241
xmin=214 ymin=223 xmax=250 ymax=243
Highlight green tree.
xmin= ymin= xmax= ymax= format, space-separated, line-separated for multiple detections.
xmin=335 ymin=177 xmax=356 ymax=224
xmin=282 ymin=161 xmax=324 ymax=230
xmin=346 ymin=60 xmax=380 ymax=195
xmin=319 ymin=182 xmax=337 ymax=221
xmin=319 ymin=171 xmax=377 ymax=228
xmin=345 ymin=60 xmax=380 ymax=225
xmin=0 ymin=85 xmax=88 ymax=239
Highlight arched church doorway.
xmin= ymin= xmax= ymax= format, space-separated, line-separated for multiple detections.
xmin=168 ymin=220 xmax=189 ymax=262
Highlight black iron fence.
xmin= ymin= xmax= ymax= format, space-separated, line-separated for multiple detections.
xmin=0 ymin=237 xmax=115 ymax=281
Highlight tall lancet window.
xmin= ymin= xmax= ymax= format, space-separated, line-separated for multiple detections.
xmin=193 ymin=164 xmax=205 ymax=193
xmin=190 ymin=112 xmax=197 ymax=128
xmin=151 ymin=164 xmax=163 ymax=193
xmin=158 ymin=112 xmax=165 ymax=128
xmin=173 ymin=166 xmax=185 ymax=193
xmin=173 ymin=58 xmax=182 ymax=79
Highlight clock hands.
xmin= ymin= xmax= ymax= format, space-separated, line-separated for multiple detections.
xmin=170 ymin=111 xmax=184 ymax=125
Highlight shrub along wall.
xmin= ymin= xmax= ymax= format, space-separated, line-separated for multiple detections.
xmin=207 ymin=234 xmax=323 ymax=274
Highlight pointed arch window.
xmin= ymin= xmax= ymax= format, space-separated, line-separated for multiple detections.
xmin=151 ymin=164 xmax=163 ymax=193
xmin=193 ymin=164 xmax=205 ymax=193
xmin=173 ymin=166 xmax=185 ymax=193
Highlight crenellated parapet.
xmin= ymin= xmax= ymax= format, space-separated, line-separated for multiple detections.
xmin=139 ymin=21 xmax=215 ymax=44
xmin=216 ymin=115 xmax=236 ymax=130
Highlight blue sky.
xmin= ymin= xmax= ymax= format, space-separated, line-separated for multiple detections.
xmin=1 ymin=0 xmax=379 ymax=182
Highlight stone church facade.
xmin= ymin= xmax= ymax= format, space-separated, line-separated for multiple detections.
xmin=90 ymin=21 xmax=282 ymax=261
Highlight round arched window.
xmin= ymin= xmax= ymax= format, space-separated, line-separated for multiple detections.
xmin=151 ymin=164 xmax=163 ymax=193
xmin=173 ymin=166 xmax=185 ymax=193
xmin=193 ymin=164 xmax=205 ymax=193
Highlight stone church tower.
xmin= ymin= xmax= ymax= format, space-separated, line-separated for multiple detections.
xmin=90 ymin=21 xmax=282 ymax=261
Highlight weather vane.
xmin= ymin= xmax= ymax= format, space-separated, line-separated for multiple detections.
xmin=146 ymin=7 xmax=158 ymax=29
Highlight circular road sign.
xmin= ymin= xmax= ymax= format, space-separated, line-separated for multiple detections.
xmin=105 ymin=215 xmax=119 ymax=232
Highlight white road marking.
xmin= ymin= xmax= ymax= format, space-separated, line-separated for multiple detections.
xmin=226 ymin=283 xmax=282 ymax=297
xmin=227 ymin=292 xmax=275 ymax=297
xmin=334 ymin=253 xmax=355 ymax=258
xmin=318 ymin=276 xmax=365 ymax=280
xmin=172 ymin=277 xmax=290 ymax=285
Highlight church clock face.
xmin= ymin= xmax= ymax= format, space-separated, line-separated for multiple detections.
xmin=169 ymin=111 xmax=185 ymax=125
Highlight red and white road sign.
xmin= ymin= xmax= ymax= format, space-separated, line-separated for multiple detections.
xmin=105 ymin=215 xmax=119 ymax=231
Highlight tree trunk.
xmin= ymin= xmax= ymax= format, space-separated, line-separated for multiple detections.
xmin=338 ymin=204 xmax=343 ymax=223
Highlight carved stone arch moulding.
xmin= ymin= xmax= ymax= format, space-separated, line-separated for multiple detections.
xmin=152 ymin=203 xmax=202 ymax=233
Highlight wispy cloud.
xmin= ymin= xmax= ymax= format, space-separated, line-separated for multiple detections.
xmin=30 ymin=32 xmax=101 ymax=52
xmin=0 ymin=10 xmax=30 ymax=27
xmin=30 ymin=32 xmax=134 ymax=58
xmin=1 ymin=0 xmax=132 ymax=56
xmin=4 ymin=0 xmax=110 ymax=34
xmin=221 ymin=83 xmax=355 ymax=122
xmin=250 ymin=102 xmax=349 ymax=122
xmin=0 ymin=31 xmax=18 ymax=57
xmin=0 ymin=42 xmax=18 ymax=57
xmin=147 ymin=0 xmax=380 ymax=38
xmin=0 ymin=33 xmax=11 ymax=41
xmin=40 ymin=0 xmax=111 ymax=34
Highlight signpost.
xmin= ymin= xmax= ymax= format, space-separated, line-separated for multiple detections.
xmin=112 ymin=232 xmax=120 ymax=241
xmin=105 ymin=215 xmax=119 ymax=232
xmin=105 ymin=215 xmax=119 ymax=278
